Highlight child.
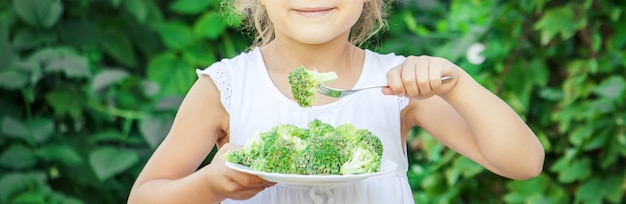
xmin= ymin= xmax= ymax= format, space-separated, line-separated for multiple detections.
xmin=128 ymin=0 xmax=545 ymax=203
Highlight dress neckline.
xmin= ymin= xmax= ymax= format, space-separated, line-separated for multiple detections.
xmin=252 ymin=47 xmax=373 ymax=111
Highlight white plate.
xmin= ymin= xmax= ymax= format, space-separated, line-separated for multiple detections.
xmin=225 ymin=160 xmax=398 ymax=185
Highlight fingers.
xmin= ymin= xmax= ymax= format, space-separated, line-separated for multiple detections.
xmin=221 ymin=179 xmax=268 ymax=200
xmin=223 ymin=172 xmax=276 ymax=200
xmin=385 ymin=56 xmax=456 ymax=98
xmin=384 ymin=66 xmax=404 ymax=96
xmin=414 ymin=57 xmax=431 ymax=97
xmin=219 ymin=143 xmax=274 ymax=188
xmin=210 ymin=143 xmax=276 ymax=200
xmin=228 ymin=187 xmax=265 ymax=200
xmin=427 ymin=58 xmax=446 ymax=94
xmin=227 ymin=170 xmax=272 ymax=189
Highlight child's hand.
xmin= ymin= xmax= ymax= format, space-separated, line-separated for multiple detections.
xmin=382 ymin=55 xmax=460 ymax=99
xmin=206 ymin=143 xmax=276 ymax=201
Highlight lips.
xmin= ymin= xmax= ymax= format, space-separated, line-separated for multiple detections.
xmin=294 ymin=7 xmax=334 ymax=17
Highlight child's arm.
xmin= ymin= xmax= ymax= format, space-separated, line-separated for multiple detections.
xmin=128 ymin=76 xmax=272 ymax=203
xmin=386 ymin=56 xmax=545 ymax=180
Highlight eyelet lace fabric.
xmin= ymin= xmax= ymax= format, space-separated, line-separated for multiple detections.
xmin=196 ymin=66 xmax=232 ymax=113
xmin=398 ymin=97 xmax=409 ymax=110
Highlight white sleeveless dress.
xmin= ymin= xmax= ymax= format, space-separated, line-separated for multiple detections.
xmin=197 ymin=48 xmax=415 ymax=204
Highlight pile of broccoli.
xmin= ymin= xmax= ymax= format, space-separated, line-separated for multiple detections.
xmin=288 ymin=65 xmax=338 ymax=107
xmin=224 ymin=119 xmax=383 ymax=175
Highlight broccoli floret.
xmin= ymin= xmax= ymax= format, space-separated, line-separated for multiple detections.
xmin=340 ymin=146 xmax=382 ymax=175
xmin=223 ymin=131 xmax=263 ymax=167
xmin=224 ymin=120 xmax=384 ymax=176
xmin=335 ymin=124 xmax=384 ymax=174
xmin=340 ymin=130 xmax=383 ymax=175
xmin=223 ymin=148 xmax=250 ymax=166
xmin=308 ymin=119 xmax=335 ymax=137
xmin=288 ymin=65 xmax=337 ymax=107
xmin=251 ymin=124 xmax=309 ymax=174
xmin=296 ymin=133 xmax=348 ymax=175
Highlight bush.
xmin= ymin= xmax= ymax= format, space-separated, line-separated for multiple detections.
xmin=382 ymin=0 xmax=626 ymax=203
xmin=0 ymin=0 xmax=624 ymax=203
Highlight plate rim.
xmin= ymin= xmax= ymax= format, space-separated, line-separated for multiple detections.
xmin=225 ymin=159 xmax=398 ymax=185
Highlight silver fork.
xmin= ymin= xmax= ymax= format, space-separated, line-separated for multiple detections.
xmin=318 ymin=75 xmax=453 ymax=98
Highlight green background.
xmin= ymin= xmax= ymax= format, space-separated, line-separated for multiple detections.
xmin=1 ymin=0 xmax=625 ymax=203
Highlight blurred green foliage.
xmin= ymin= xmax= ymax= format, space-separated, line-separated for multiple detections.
xmin=0 ymin=0 xmax=624 ymax=203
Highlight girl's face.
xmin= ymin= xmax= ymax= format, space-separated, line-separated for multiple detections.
xmin=261 ymin=0 xmax=367 ymax=45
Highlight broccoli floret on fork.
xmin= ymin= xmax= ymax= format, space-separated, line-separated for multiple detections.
xmin=288 ymin=66 xmax=337 ymax=107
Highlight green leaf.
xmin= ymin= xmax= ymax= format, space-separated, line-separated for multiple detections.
xmin=600 ymin=137 xmax=621 ymax=169
xmin=0 ymin=172 xmax=46 ymax=203
xmin=591 ymin=27 xmax=602 ymax=52
xmin=110 ymin=0 xmax=122 ymax=7
xmin=586 ymin=98 xmax=614 ymax=115
xmin=58 ymin=21 xmax=101 ymax=47
xmin=193 ymin=11 xmax=229 ymax=40
xmin=12 ymin=29 xmax=42 ymax=50
xmin=0 ymin=11 xmax=14 ymax=70
xmin=2 ymin=116 xmax=54 ymax=144
xmin=533 ymin=5 xmax=587 ymax=45
xmin=556 ymin=157 xmax=591 ymax=183
xmin=1 ymin=116 xmax=30 ymax=140
xmin=539 ymin=87 xmax=564 ymax=101
xmin=89 ymin=147 xmax=139 ymax=181
xmin=12 ymin=192 xmax=46 ymax=204
xmin=421 ymin=172 xmax=443 ymax=189
xmin=169 ymin=0 xmax=216 ymax=14
xmin=455 ymin=156 xmax=484 ymax=178
xmin=583 ymin=126 xmax=610 ymax=150
xmin=125 ymin=21 xmax=163 ymax=57
xmin=140 ymin=115 xmax=173 ymax=149
xmin=155 ymin=21 xmax=196 ymax=50
xmin=607 ymin=20 xmax=626 ymax=51
xmin=29 ymin=47 xmax=91 ymax=78
xmin=444 ymin=166 xmax=460 ymax=186
xmin=101 ymin=31 xmax=137 ymax=68
xmin=568 ymin=126 xmax=592 ymax=146
xmin=592 ymin=76 xmax=625 ymax=100
xmin=504 ymin=174 xmax=549 ymax=203
xmin=147 ymin=52 xmax=195 ymax=96
xmin=12 ymin=0 xmax=63 ymax=28
xmin=38 ymin=144 xmax=82 ymax=166
xmin=182 ymin=43 xmax=216 ymax=67
xmin=575 ymin=176 xmax=624 ymax=204
xmin=0 ymin=70 xmax=28 ymax=90
xmin=123 ymin=0 xmax=148 ymax=23
xmin=576 ymin=177 xmax=606 ymax=204
xmin=0 ymin=144 xmax=37 ymax=169
xmin=154 ymin=96 xmax=184 ymax=111
xmin=49 ymin=193 xmax=84 ymax=204
xmin=527 ymin=59 xmax=549 ymax=86
xmin=45 ymin=90 xmax=83 ymax=119
xmin=46 ymin=56 xmax=90 ymax=78
xmin=88 ymin=130 xmax=127 ymax=144
xmin=91 ymin=69 xmax=130 ymax=93
xmin=27 ymin=118 xmax=55 ymax=144
xmin=604 ymin=176 xmax=625 ymax=203
xmin=141 ymin=80 xmax=160 ymax=97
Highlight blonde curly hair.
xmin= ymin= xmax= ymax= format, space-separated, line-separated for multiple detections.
xmin=225 ymin=0 xmax=393 ymax=47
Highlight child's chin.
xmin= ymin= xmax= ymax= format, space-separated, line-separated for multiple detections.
xmin=292 ymin=33 xmax=346 ymax=45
